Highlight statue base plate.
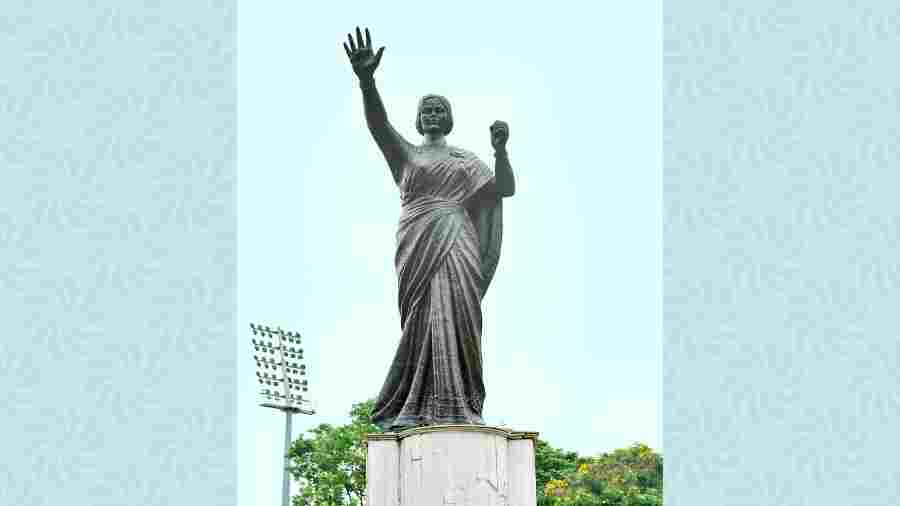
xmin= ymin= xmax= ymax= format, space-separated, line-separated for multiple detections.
xmin=366 ymin=424 xmax=538 ymax=506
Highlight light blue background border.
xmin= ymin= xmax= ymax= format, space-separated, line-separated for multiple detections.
xmin=665 ymin=2 xmax=900 ymax=505
xmin=0 ymin=3 xmax=236 ymax=505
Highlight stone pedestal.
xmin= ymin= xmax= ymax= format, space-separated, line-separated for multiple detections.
xmin=366 ymin=425 xmax=538 ymax=506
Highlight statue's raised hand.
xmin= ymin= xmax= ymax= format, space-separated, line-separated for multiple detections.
xmin=343 ymin=27 xmax=385 ymax=81
xmin=490 ymin=120 xmax=509 ymax=151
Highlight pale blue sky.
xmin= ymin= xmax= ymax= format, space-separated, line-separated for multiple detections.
xmin=238 ymin=1 xmax=660 ymax=504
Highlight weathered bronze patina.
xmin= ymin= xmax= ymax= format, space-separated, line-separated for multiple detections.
xmin=343 ymin=27 xmax=516 ymax=430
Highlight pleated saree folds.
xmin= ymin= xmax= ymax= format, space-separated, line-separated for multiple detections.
xmin=371 ymin=147 xmax=503 ymax=431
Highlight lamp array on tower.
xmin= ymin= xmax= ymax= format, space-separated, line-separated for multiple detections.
xmin=250 ymin=323 xmax=312 ymax=414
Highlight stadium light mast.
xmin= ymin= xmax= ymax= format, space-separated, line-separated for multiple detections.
xmin=250 ymin=323 xmax=314 ymax=506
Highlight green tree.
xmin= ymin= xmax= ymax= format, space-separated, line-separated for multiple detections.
xmin=541 ymin=443 xmax=663 ymax=506
xmin=535 ymin=438 xmax=580 ymax=504
xmin=287 ymin=399 xmax=380 ymax=506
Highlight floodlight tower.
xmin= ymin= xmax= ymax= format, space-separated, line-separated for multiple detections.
xmin=250 ymin=323 xmax=314 ymax=506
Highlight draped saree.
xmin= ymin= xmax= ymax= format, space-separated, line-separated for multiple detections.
xmin=371 ymin=147 xmax=503 ymax=431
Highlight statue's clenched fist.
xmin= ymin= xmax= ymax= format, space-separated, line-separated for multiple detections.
xmin=490 ymin=120 xmax=509 ymax=151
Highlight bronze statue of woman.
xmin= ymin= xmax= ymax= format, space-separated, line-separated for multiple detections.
xmin=343 ymin=27 xmax=516 ymax=431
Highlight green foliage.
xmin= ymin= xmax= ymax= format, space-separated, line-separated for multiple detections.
xmin=540 ymin=443 xmax=663 ymax=506
xmin=535 ymin=439 xmax=580 ymax=494
xmin=287 ymin=399 xmax=380 ymax=506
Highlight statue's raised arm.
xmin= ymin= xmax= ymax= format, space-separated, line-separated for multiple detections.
xmin=343 ymin=27 xmax=412 ymax=183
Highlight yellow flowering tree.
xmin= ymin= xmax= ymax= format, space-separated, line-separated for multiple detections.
xmin=535 ymin=439 xmax=580 ymax=499
xmin=538 ymin=443 xmax=663 ymax=506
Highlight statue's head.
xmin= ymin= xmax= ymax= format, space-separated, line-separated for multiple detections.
xmin=415 ymin=94 xmax=453 ymax=136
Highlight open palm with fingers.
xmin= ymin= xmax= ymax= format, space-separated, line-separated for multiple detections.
xmin=343 ymin=26 xmax=385 ymax=81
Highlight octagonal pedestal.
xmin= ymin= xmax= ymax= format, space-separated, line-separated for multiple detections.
xmin=366 ymin=424 xmax=538 ymax=506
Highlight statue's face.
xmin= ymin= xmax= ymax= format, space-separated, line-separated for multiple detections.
xmin=419 ymin=98 xmax=449 ymax=134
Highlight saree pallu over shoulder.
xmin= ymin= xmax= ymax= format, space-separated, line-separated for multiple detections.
xmin=372 ymin=150 xmax=504 ymax=431
xmin=470 ymin=192 xmax=503 ymax=297
xmin=459 ymin=151 xmax=503 ymax=297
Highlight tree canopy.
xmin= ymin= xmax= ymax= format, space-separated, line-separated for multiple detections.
xmin=287 ymin=400 xmax=378 ymax=506
xmin=539 ymin=443 xmax=663 ymax=506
